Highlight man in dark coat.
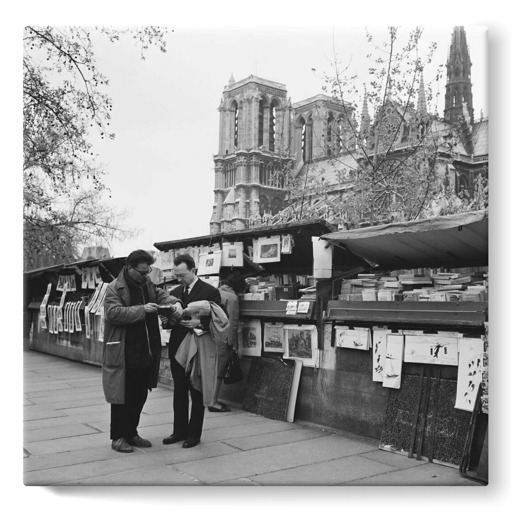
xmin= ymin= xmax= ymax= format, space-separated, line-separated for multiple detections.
xmin=162 ymin=254 xmax=222 ymax=448
xmin=103 ymin=250 xmax=182 ymax=453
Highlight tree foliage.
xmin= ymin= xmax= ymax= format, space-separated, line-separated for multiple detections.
xmin=23 ymin=26 xmax=168 ymax=270
xmin=267 ymin=26 xmax=486 ymax=229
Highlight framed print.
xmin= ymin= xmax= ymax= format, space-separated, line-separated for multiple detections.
xmin=281 ymin=234 xmax=293 ymax=254
xmin=284 ymin=324 xmax=319 ymax=367
xmin=404 ymin=331 xmax=459 ymax=366
xmin=455 ymin=335 xmax=484 ymax=411
xmin=221 ymin=241 xmax=244 ymax=267
xmin=382 ymin=332 xmax=404 ymax=389
xmin=253 ymin=236 xmax=281 ymax=263
xmin=197 ymin=250 xmax=222 ymax=276
xmin=263 ymin=322 xmax=285 ymax=353
xmin=335 ymin=326 xmax=371 ymax=350
xmin=372 ymin=328 xmax=387 ymax=382
xmin=239 ymin=319 xmax=262 ymax=357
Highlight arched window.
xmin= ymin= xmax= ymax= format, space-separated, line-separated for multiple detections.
xmin=224 ymin=163 xmax=236 ymax=188
xmin=301 ymin=118 xmax=307 ymax=162
xmin=233 ymin=101 xmax=239 ymax=148
xmin=326 ymin=113 xmax=334 ymax=157
xmin=269 ymin=101 xmax=277 ymax=152
xmin=259 ymin=195 xmax=270 ymax=216
xmin=258 ymin=100 xmax=265 ymax=147
xmin=271 ymin=197 xmax=283 ymax=215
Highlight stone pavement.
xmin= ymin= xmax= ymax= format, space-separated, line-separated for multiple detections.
xmin=23 ymin=349 xmax=482 ymax=486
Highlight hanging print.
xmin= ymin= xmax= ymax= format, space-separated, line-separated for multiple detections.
xmin=372 ymin=328 xmax=387 ymax=382
xmin=404 ymin=331 xmax=459 ymax=366
xmin=239 ymin=319 xmax=262 ymax=357
xmin=455 ymin=335 xmax=485 ymax=411
xmin=284 ymin=324 xmax=319 ymax=367
xmin=263 ymin=322 xmax=285 ymax=353
xmin=382 ymin=332 xmax=404 ymax=389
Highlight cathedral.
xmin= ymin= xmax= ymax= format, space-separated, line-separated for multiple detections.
xmin=209 ymin=27 xmax=488 ymax=234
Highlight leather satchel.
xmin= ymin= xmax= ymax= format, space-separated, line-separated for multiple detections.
xmin=223 ymin=351 xmax=243 ymax=384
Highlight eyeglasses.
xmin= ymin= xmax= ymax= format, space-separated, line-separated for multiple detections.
xmin=131 ymin=266 xmax=152 ymax=276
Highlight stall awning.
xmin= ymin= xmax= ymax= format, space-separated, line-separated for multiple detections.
xmin=320 ymin=210 xmax=488 ymax=270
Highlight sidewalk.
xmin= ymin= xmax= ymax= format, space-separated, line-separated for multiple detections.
xmin=23 ymin=349 xmax=481 ymax=486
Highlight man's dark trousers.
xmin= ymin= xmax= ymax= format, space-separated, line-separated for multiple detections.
xmin=110 ymin=367 xmax=149 ymax=440
xmin=169 ymin=279 xmax=221 ymax=440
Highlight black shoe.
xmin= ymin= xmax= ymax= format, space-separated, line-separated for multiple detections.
xmin=127 ymin=435 xmax=152 ymax=448
xmin=162 ymin=433 xmax=186 ymax=445
xmin=111 ymin=438 xmax=134 ymax=453
xmin=182 ymin=437 xmax=201 ymax=449
xmin=208 ymin=404 xmax=230 ymax=412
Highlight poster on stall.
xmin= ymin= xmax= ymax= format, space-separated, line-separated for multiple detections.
xmin=221 ymin=242 xmax=244 ymax=267
xmin=372 ymin=328 xmax=388 ymax=382
xmin=263 ymin=322 xmax=285 ymax=353
xmin=455 ymin=335 xmax=485 ymax=412
xmin=39 ymin=283 xmax=52 ymax=330
xmin=281 ymin=234 xmax=293 ymax=254
xmin=284 ymin=324 xmax=319 ymax=368
xmin=197 ymin=250 xmax=222 ymax=276
xmin=312 ymin=236 xmax=332 ymax=279
xmin=239 ymin=320 xmax=262 ymax=357
xmin=253 ymin=236 xmax=281 ymax=263
xmin=335 ymin=326 xmax=371 ymax=350
xmin=404 ymin=332 xmax=459 ymax=366
xmin=382 ymin=332 xmax=404 ymax=389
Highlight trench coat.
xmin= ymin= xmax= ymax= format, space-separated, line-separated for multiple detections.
xmin=102 ymin=269 xmax=181 ymax=404
xmin=174 ymin=301 xmax=230 ymax=406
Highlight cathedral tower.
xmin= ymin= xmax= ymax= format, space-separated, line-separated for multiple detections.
xmin=210 ymin=75 xmax=293 ymax=234
xmin=444 ymin=26 xmax=474 ymax=126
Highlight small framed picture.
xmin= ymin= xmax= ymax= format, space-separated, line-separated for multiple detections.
xmin=221 ymin=241 xmax=244 ymax=267
xmin=239 ymin=319 xmax=262 ymax=357
xmin=281 ymin=234 xmax=293 ymax=254
xmin=253 ymin=236 xmax=281 ymax=263
xmin=197 ymin=250 xmax=222 ymax=276
xmin=284 ymin=324 xmax=319 ymax=367
xmin=263 ymin=322 xmax=285 ymax=353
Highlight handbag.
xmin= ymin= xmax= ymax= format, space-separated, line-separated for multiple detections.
xmin=223 ymin=350 xmax=243 ymax=384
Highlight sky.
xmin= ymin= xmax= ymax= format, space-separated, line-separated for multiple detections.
xmin=84 ymin=24 xmax=488 ymax=258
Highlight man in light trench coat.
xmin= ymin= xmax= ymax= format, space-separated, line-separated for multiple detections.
xmin=102 ymin=250 xmax=182 ymax=453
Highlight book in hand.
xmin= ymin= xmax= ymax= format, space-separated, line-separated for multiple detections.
xmin=157 ymin=304 xmax=178 ymax=315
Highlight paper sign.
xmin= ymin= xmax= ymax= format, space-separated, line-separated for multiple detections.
xmin=312 ymin=236 xmax=332 ymax=279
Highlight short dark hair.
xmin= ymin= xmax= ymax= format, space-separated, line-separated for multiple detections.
xmin=220 ymin=272 xmax=247 ymax=294
xmin=126 ymin=250 xmax=155 ymax=268
xmin=174 ymin=253 xmax=195 ymax=270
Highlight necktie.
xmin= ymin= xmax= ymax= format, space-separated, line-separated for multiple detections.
xmin=183 ymin=286 xmax=189 ymax=304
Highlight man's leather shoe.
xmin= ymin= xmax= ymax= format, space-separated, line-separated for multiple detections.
xmin=127 ymin=435 xmax=152 ymax=448
xmin=111 ymin=438 xmax=134 ymax=453
xmin=162 ymin=433 xmax=186 ymax=445
xmin=182 ymin=438 xmax=200 ymax=449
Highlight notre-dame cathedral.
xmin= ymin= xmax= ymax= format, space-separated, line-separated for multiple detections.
xmin=209 ymin=27 xmax=488 ymax=234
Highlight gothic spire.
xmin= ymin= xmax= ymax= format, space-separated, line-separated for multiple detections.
xmin=444 ymin=26 xmax=474 ymax=125
xmin=359 ymin=87 xmax=371 ymax=141
xmin=416 ymin=71 xmax=427 ymax=118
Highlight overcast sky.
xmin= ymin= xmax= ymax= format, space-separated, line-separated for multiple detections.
xmin=84 ymin=24 xmax=488 ymax=258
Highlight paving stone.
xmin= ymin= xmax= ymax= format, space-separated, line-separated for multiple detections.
xmin=171 ymin=435 xmax=376 ymax=484
xmin=24 ymin=441 xmax=238 ymax=485
xmin=224 ymin=425 xmax=330 ymax=451
xmin=65 ymin=465 xmax=203 ymax=486
xmin=249 ymin=454 xmax=397 ymax=485
xmin=24 ymin=422 xmax=101 ymax=443
xmin=24 ymin=431 xmax=108 ymax=456
xmin=24 ymin=445 xmax=126 ymax=472
xmin=24 ymin=410 xmax=109 ymax=431
xmin=359 ymin=449 xmax=430 ymax=469
xmin=348 ymin=461 xmax=483 ymax=486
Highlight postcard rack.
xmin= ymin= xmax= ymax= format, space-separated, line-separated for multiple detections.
xmin=240 ymin=300 xmax=317 ymax=321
